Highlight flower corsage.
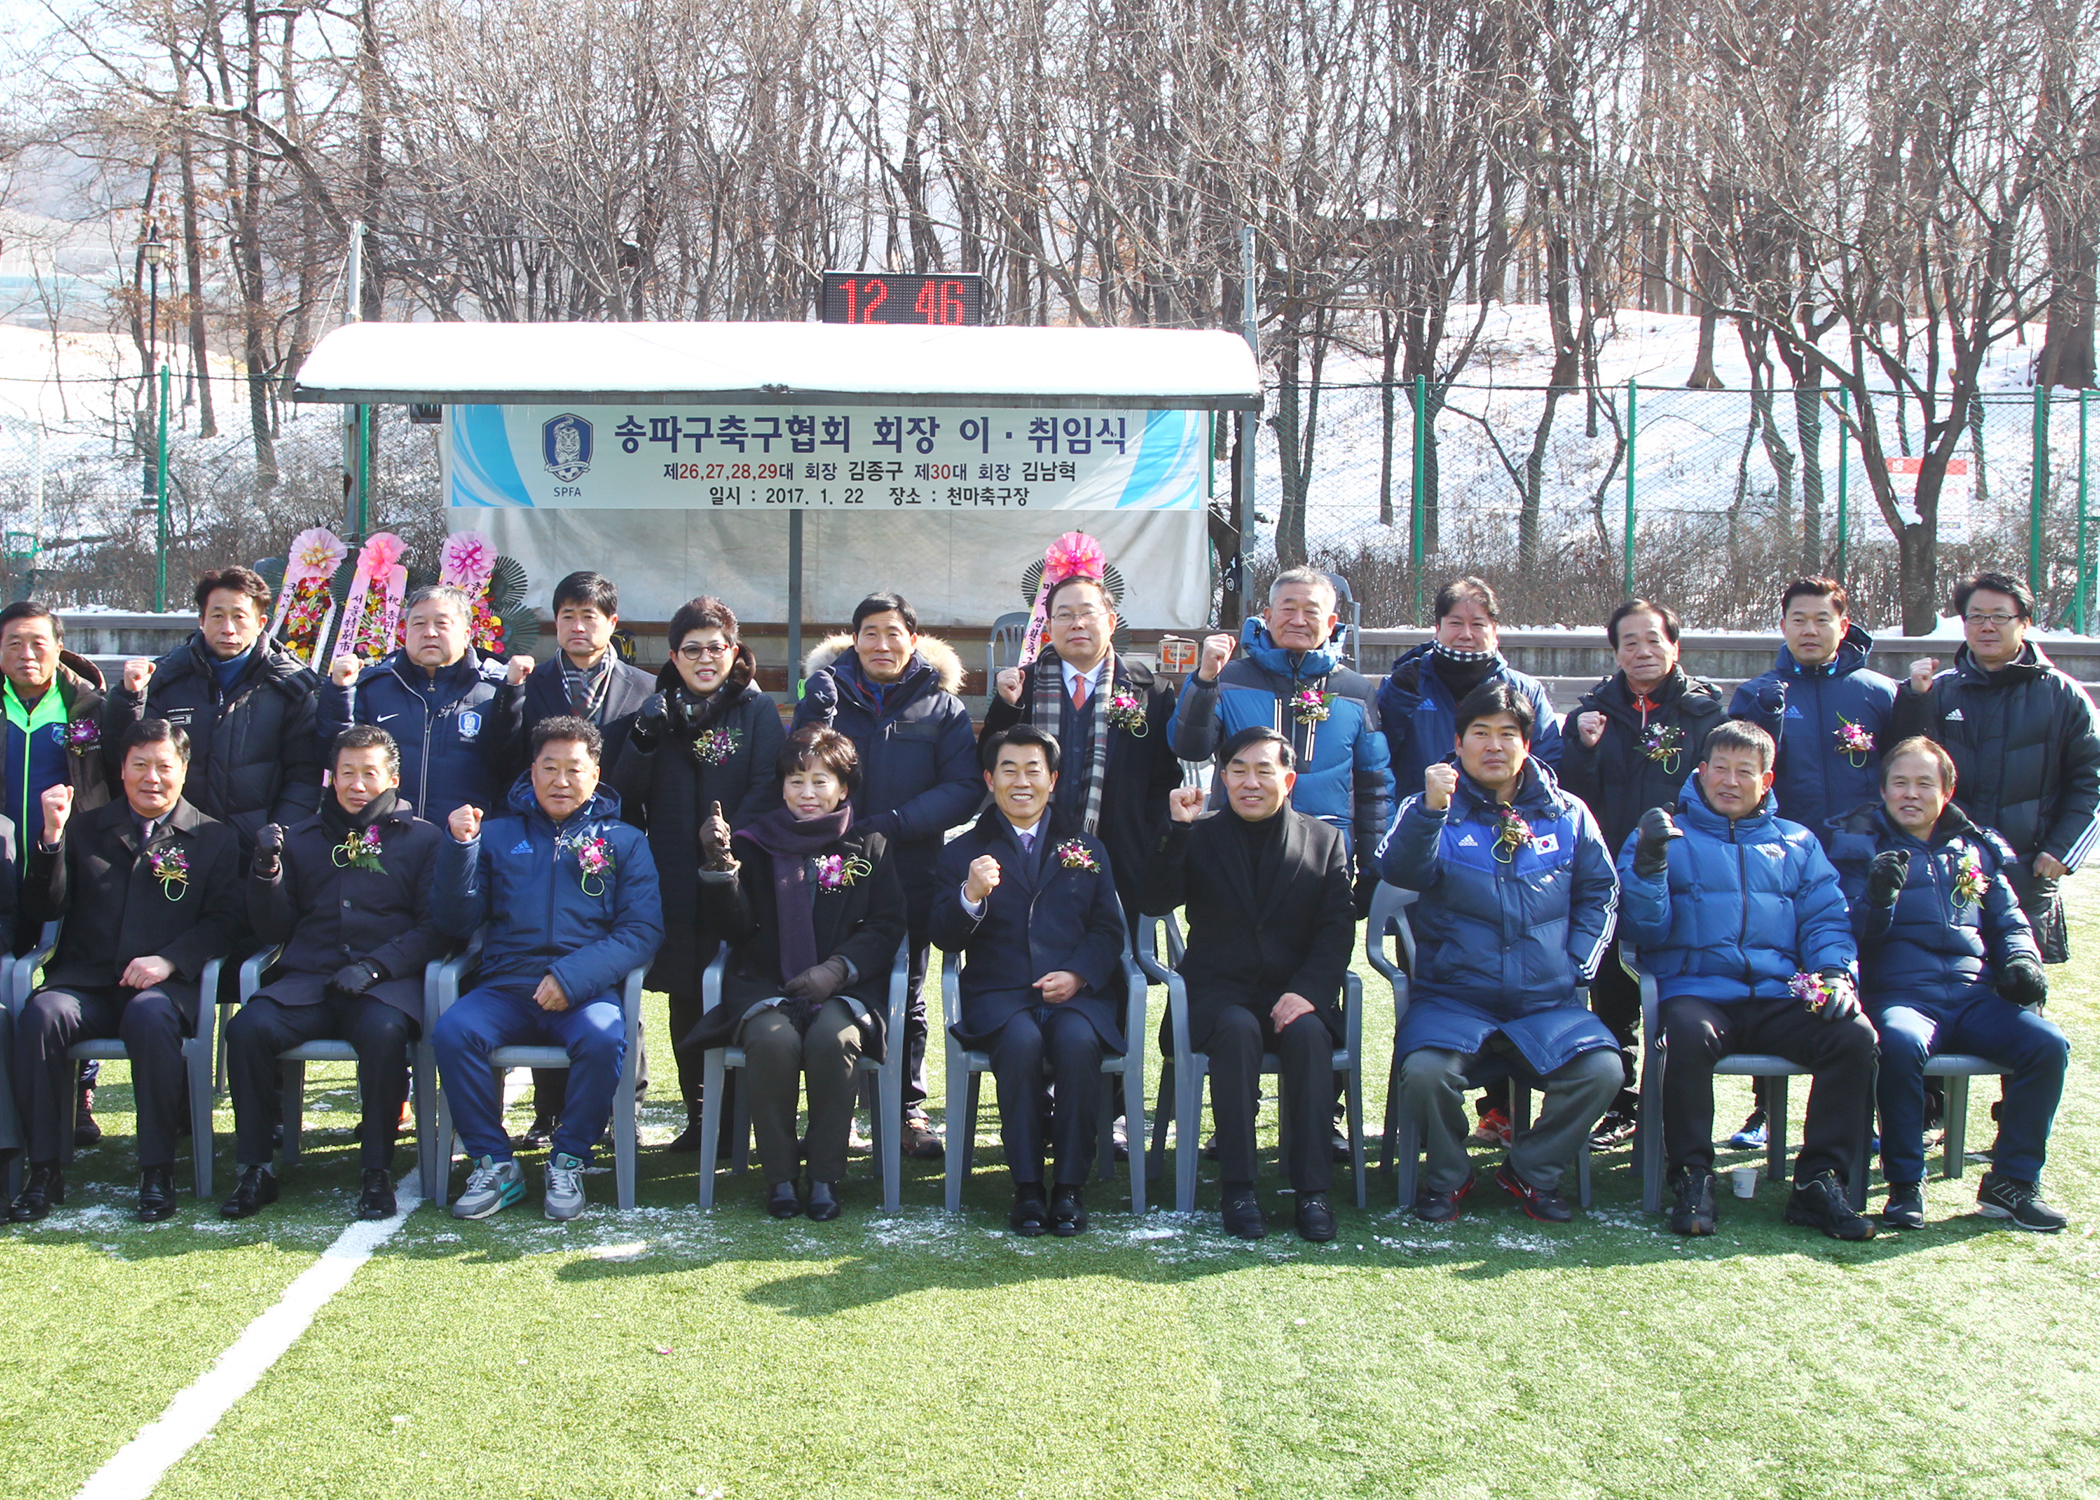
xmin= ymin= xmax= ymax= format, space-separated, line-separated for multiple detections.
xmin=1055 ymin=839 xmax=1100 ymax=873
xmin=148 ymin=845 xmax=189 ymax=899
xmin=1789 ymin=970 xmax=1834 ymax=1012
xmin=1104 ymin=687 xmax=1149 ymax=736
xmin=1834 ymin=717 xmax=1875 ymax=767
xmin=1290 ymin=686 xmax=1333 ymax=725
xmin=1640 ymin=723 xmax=1684 ymax=774
xmin=333 ymin=826 xmax=386 ymax=873
xmin=1951 ymin=850 xmax=1989 ymax=909
xmin=561 ymin=833 xmax=616 ymax=897
xmin=689 ymin=728 xmax=741 ymax=767
xmin=62 ymin=718 xmax=98 ymax=757
xmin=1492 ymin=806 xmax=1533 ymax=863
xmin=814 ymin=853 xmax=873 ymax=892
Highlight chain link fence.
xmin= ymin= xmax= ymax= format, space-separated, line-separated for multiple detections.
xmin=1252 ymin=380 xmax=2100 ymax=630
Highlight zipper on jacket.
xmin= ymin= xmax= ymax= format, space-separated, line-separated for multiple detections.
xmin=1734 ymin=819 xmax=1752 ymax=994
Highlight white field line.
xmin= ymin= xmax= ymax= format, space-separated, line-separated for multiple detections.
xmin=73 ymin=1168 xmax=423 ymax=1500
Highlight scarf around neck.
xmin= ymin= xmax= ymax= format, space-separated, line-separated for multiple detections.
xmin=735 ymin=804 xmax=854 ymax=982
xmin=1027 ymin=647 xmax=1115 ymax=836
xmin=321 ymin=787 xmax=400 ymax=839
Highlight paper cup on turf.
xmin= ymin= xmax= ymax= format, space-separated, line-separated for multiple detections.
xmin=1730 ymin=1165 xmax=1759 ymax=1198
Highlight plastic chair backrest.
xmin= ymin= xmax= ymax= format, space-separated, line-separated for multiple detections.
xmin=987 ymin=611 xmax=1031 ymax=684
xmin=1364 ymin=881 xmax=1416 ymax=982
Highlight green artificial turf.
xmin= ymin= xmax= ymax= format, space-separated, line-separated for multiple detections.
xmin=8 ymin=886 xmax=2100 ymax=1498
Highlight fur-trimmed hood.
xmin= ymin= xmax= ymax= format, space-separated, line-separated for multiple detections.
xmin=803 ymin=632 xmax=965 ymax=695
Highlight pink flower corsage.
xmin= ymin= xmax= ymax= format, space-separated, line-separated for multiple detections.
xmin=1104 ymin=687 xmax=1149 ymax=736
xmin=1789 ymin=971 xmax=1830 ymax=1010
xmin=562 ymin=833 xmax=616 ymax=896
xmin=814 ymin=853 xmax=874 ymax=892
xmin=148 ymin=845 xmax=189 ymax=898
xmin=1290 ymin=686 xmax=1333 ymax=725
xmin=333 ymin=826 xmax=385 ymax=872
xmin=689 ymin=728 xmax=741 ymax=767
xmin=1951 ymin=850 xmax=1989 ymax=908
xmin=62 ymin=718 xmax=98 ymax=756
xmin=1055 ymin=839 xmax=1100 ymax=872
xmin=1492 ymin=806 xmax=1533 ymax=863
xmin=1835 ymin=717 xmax=1875 ymax=767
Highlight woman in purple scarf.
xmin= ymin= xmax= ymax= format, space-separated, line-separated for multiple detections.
xmin=684 ymin=727 xmax=908 ymax=1219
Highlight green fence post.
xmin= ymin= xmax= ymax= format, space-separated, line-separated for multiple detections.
xmin=1835 ymin=389 xmax=1849 ymax=578
xmin=2078 ymin=389 xmax=2090 ymax=633
xmin=154 ymin=364 xmax=170 ymax=612
xmin=1411 ymin=373 xmax=1425 ymax=626
xmin=2031 ymin=384 xmax=2050 ymax=595
xmin=358 ymin=404 xmax=372 ymax=536
xmin=1622 ymin=378 xmax=1637 ymax=597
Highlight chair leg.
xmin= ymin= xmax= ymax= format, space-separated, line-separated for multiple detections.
xmin=1849 ymin=1061 xmax=1875 ymax=1213
xmin=1346 ymin=1059 xmax=1366 ymax=1210
xmin=1175 ymin=1060 xmax=1202 ymax=1214
xmin=433 ymin=1086 xmax=456 ymax=1207
xmin=697 ymin=1049 xmax=725 ymax=1209
xmin=1765 ymin=1075 xmax=1790 ymax=1185
xmin=279 ymin=1059 xmax=306 ymax=1173
xmin=1396 ymin=1114 xmax=1420 ymax=1210
xmin=942 ymin=1038 xmax=967 ymax=1213
xmin=186 ymin=1036 xmax=214 ymax=1200
xmin=1379 ymin=1054 xmax=1400 ymax=1173
xmin=414 ymin=1046 xmax=439 ymax=1204
xmin=1576 ymin=1142 xmax=1593 ymax=1209
xmin=1125 ymin=1069 xmax=1147 ymax=1217
xmin=730 ymin=1070 xmax=750 ymax=1176
xmin=1942 ymin=1073 xmax=1971 ymax=1181
xmin=878 ymin=1055 xmax=902 ymax=1212
xmin=614 ymin=1063 xmax=637 ymax=1213
xmin=1148 ymin=1060 xmax=1175 ymax=1187
xmin=1637 ymin=1045 xmax=1665 ymax=1214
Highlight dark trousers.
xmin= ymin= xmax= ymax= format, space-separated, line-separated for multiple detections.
xmin=15 ymin=984 xmax=195 ymax=1165
xmin=743 ymin=999 xmax=862 ymax=1184
xmin=989 ymin=1004 xmax=1101 ymax=1185
xmin=1589 ymin=938 xmax=1642 ymax=1110
xmin=1660 ymin=995 xmax=1878 ymax=1183
xmin=1207 ymin=1003 xmax=1333 ymax=1194
xmin=225 ymin=994 xmax=417 ymax=1171
xmin=1875 ymin=995 xmax=2068 ymax=1184
xmin=902 ymin=934 xmax=930 ymax=1112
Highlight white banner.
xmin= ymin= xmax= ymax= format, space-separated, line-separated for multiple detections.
xmin=445 ymin=403 xmax=1212 ymax=513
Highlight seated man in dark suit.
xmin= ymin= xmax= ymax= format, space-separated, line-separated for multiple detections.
xmin=220 ymin=725 xmax=452 ymax=1223
xmin=1144 ymin=725 xmax=1354 ymax=1242
xmin=8 ymin=719 xmax=244 ymax=1223
xmin=929 ymin=724 xmax=1126 ymax=1236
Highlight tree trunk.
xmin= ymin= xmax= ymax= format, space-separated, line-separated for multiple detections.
xmin=175 ymin=128 xmax=215 ymax=438
xmin=1793 ymin=378 xmax=1825 ymax=570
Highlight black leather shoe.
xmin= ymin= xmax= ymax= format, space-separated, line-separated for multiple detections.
xmin=358 ymin=1168 xmax=397 ymax=1220
xmin=74 ymin=1087 xmax=101 ymax=1147
xmin=513 ymin=1113 xmax=556 ymax=1151
xmin=902 ymin=1113 xmax=945 ymax=1161
xmin=1295 ymin=1192 xmax=1338 ymax=1242
xmin=1329 ymin=1129 xmax=1352 ymax=1165
xmin=1221 ymin=1186 xmax=1266 ymax=1240
xmin=1009 ymin=1185 xmax=1050 ymax=1236
xmin=219 ymin=1165 xmax=278 ymax=1220
xmin=766 ymin=1180 xmax=802 ymax=1219
xmin=9 ymin=1162 xmax=63 ymax=1222
xmin=1412 ymin=1172 xmax=1475 ymax=1224
xmin=805 ymin=1180 xmax=843 ymax=1222
xmin=137 ymin=1165 xmax=179 ymax=1223
xmin=1050 ymin=1184 xmax=1088 ymax=1236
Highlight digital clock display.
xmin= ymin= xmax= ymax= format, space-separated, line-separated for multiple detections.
xmin=820 ymin=271 xmax=985 ymax=327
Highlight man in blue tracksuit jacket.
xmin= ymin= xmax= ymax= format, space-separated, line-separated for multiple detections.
xmin=320 ymin=585 xmax=527 ymax=825
xmin=1379 ymin=681 xmax=1620 ymax=1225
xmin=1377 ymin=574 xmax=1562 ymax=798
xmin=1169 ymin=567 xmax=1392 ymax=910
xmin=1827 ymin=735 xmax=2070 ymax=1233
xmin=432 ymin=716 xmax=663 ymax=1223
xmin=1618 ymin=720 xmax=1878 ymax=1241
xmin=1728 ymin=576 xmax=1896 ymax=845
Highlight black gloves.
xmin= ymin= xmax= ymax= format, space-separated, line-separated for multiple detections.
xmin=1353 ymin=867 xmax=1380 ymax=919
xmin=1866 ymin=849 xmax=1911 ymax=908
xmin=802 ymin=671 xmax=838 ymax=725
xmin=326 ymin=959 xmax=385 ymax=1001
xmin=252 ymin=822 xmax=285 ymax=879
xmin=1998 ymin=955 xmax=2048 ymax=1010
xmin=1632 ymin=807 xmax=1682 ymax=878
xmin=628 ymin=692 xmax=674 ymax=753
xmin=1813 ymin=967 xmax=1861 ymax=1023
xmin=1754 ymin=679 xmax=1787 ymax=717
xmin=782 ymin=955 xmax=854 ymax=1007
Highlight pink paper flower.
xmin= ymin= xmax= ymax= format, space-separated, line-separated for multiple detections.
xmin=440 ymin=530 xmax=496 ymax=587
xmin=289 ymin=528 xmax=348 ymax=578
xmin=358 ymin=532 xmax=407 ymax=572
xmin=1042 ymin=531 xmax=1106 ymax=584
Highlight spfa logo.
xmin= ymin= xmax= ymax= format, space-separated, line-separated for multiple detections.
xmin=543 ymin=413 xmax=593 ymax=483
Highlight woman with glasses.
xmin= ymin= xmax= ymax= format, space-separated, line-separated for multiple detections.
xmin=610 ymin=594 xmax=784 ymax=1149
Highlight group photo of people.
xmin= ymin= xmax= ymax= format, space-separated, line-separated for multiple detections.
xmin=0 ymin=548 xmax=2083 ymax=1247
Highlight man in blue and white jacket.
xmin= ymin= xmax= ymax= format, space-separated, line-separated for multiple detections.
xmin=1619 ymin=720 xmax=1877 ymax=1241
xmin=431 ymin=716 xmax=663 ymax=1223
xmin=1379 ymin=681 xmax=1621 ymax=1225
xmin=1170 ymin=568 xmax=1392 ymax=911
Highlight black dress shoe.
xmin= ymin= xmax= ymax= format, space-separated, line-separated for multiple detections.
xmin=219 ymin=1165 xmax=279 ymax=1220
xmin=1050 ymin=1184 xmax=1088 ymax=1237
xmin=74 ymin=1087 xmax=101 ymax=1147
xmin=1295 ymin=1192 xmax=1338 ymax=1242
xmin=766 ymin=1180 xmax=802 ymax=1219
xmin=513 ymin=1114 xmax=555 ymax=1151
xmin=805 ymin=1180 xmax=843 ymax=1222
xmin=902 ymin=1114 xmax=945 ymax=1161
xmin=9 ymin=1162 xmax=63 ymax=1222
xmin=357 ymin=1168 xmax=397 ymax=1221
xmin=137 ymin=1165 xmax=179 ymax=1223
xmin=1329 ymin=1129 xmax=1352 ymax=1164
xmin=1221 ymin=1186 xmax=1266 ymax=1240
xmin=1009 ymin=1185 xmax=1050 ymax=1236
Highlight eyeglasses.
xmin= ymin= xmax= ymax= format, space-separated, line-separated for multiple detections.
xmin=1051 ymin=607 xmax=1106 ymax=625
xmin=677 ymin=641 xmax=735 ymax=661
xmin=1965 ymin=613 xmax=2020 ymax=627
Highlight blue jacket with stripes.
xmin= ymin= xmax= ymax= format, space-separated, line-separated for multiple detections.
xmin=1377 ymin=758 xmax=1620 ymax=1076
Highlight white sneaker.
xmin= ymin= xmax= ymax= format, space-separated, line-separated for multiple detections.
xmin=543 ymin=1152 xmax=587 ymax=1221
xmin=451 ymin=1155 xmax=525 ymax=1220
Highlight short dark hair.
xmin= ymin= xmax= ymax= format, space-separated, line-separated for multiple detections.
xmin=194 ymin=566 xmax=271 ymax=615
xmin=1608 ymin=597 xmax=1682 ymax=647
xmin=1220 ymin=724 xmax=1294 ymax=769
xmin=1779 ymin=576 xmax=1848 ymax=618
xmin=332 ymin=724 xmax=400 ymax=776
xmin=852 ymin=591 xmax=918 ymax=634
xmin=1453 ymin=681 xmax=1535 ymax=743
xmin=530 ymin=714 xmax=604 ymax=764
xmin=1433 ymin=576 xmax=1499 ymax=623
xmin=983 ymin=722 xmax=1060 ymax=776
xmin=668 ymin=595 xmax=738 ymax=652
xmin=0 ymin=600 xmax=62 ymax=641
xmin=1951 ymin=571 xmax=2036 ymax=621
xmin=1881 ymin=735 xmax=1956 ymax=792
xmin=776 ymin=724 xmax=862 ymax=795
xmin=122 ymin=717 xmax=190 ymax=764
xmin=1702 ymin=719 xmax=1775 ymax=772
xmin=553 ymin=571 xmax=619 ymax=617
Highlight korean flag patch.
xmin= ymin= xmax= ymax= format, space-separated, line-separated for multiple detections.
xmin=456 ymin=710 xmax=482 ymax=740
xmin=1533 ymin=832 xmax=1560 ymax=855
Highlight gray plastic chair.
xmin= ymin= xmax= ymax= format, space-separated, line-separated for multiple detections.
xmin=986 ymin=611 xmax=1031 ymax=687
xmin=1136 ymin=913 xmax=1365 ymax=1214
xmin=1634 ymin=965 xmax=1875 ymax=1212
xmin=8 ymin=919 xmax=226 ymax=1199
xmin=942 ymin=947 xmax=1149 ymax=1214
xmin=1917 ymin=1054 xmax=2010 ymax=1180
xmin=694 ymin=939 xmax=911 ymax=1210
xmin=430 ymin=930 xmax=646 ymax=1210
xmin=232 ymin=941 xmax=454 ymax=1193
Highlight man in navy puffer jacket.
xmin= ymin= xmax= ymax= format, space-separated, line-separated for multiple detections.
xmin=1379 ymin=682 xmax=1621 ymax=1225
xmin=1828 ymin=736 xmax=2070 ymax=1233
xmin=432 ymin=717 xmax=663 ymax=1223
xmin=1619 ymin=720 xmax=1877 ymax=1241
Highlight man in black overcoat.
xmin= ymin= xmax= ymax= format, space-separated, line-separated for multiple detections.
xmin=1143 ymin=725 xmax=1354 ymax=1242
xmin=930 ymin=725 xmax=1127 ymax=1236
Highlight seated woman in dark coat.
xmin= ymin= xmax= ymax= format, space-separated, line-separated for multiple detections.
xmin=684 ymin=727 xmax=907 ymax=1220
